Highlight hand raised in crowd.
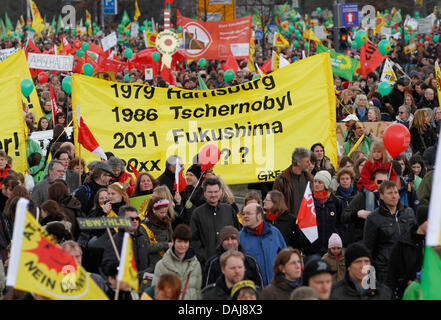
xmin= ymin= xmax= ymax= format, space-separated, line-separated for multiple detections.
xmin=357 ymin=209 xmax=371 ymax=220
xmin=174 ymin=191 xmax=182 ymax=205
xmin=103 ymin=201 xmax=112 ymax=214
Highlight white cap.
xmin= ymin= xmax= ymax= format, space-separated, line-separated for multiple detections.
xmin=342 ymin=114 xmax=359 ymax=122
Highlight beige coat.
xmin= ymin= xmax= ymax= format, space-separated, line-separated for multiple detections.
xmin=322 ymin=251 xmax=346 ymax=283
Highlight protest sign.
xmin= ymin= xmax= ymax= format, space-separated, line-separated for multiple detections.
xmin=0 ymin=48 xmax=18 ymax=62
xmin=101 ymin=32 xmax=118 ymax=52
xmin=77 ymin=217 xmax=132 ymax=230
xmin=27 ymin=53 xmax=74 ymax=71
xmin=417 ymin=18 xmax=432 ymax=34
xmin=30 ymin=127 xmax=74 ymax=156
xmin=129 ymin=194 xmax=153 ymax=217
xmin=316 ymin=43 xmax=359 ymax=80
xmin=72 ymin=52 xmax=337 ymax=184
xmin=0 ymin=76 xmax=27 ymax=174
xmin=178 ymin=16 xmax=252 ymax=60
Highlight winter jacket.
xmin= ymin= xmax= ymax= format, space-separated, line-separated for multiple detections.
xmin=75 ymin=179 xmax=109 ymax=215
xmin=203 ymin=243 xmax=263 ymax=288
xmin=343 ymin=135 xmax=371 ymax=157
xmin=111 ymin=170 xmax=135 ymax=196
xmin=152 ymin=246 xmax=202 ymax=300
xmin=140 ymin=219 xmax=173 ymax=270
xmin=26 ymin=137 xmax=45 ymax=183
xmin=32 ymin=170 xmax=80 ymax=205
xmin=273 ymin=166 xmax=313 ymax=219
xmin=384 ymin=87 xmax=404 ymax=115
xmin=175 ymin=184 xmax=206 ymax=226
xmin=322 ymin=251 xmax=346 ymax=283
xmin=303 ymin=194 xmax=345 ymax=256
xmin=0 ymin=212 xmax=12 ymax=263
xmin=311 ymin=156 xmax=336 ymax=177
xmin=363 ymin=201 xmax=417 ymax=282
xmin=201 ymin=274 xmax=233 ymax=300
xmin=101 ymin=227 xmax=151 ymax=284
xmin=157 ymin=167 xmax=176 ymax=194
xmin=386 ymin=224 xmax=425 ymax=300
xmin=397 ymin=177 xmax=419 ymax=213
xmin=416 ymin=170 xmax=433 ymax=206
xmin=393 ymin=113 xmax=414 ymax=129
xmin=264 ymin=210 xmax=303 ymax=249
xmin=58 ymin=195 xmax=84 ymax=240
xmin=410 ymin=125 xmax=438 ymax=155
xmin=261 ymin=274 xmax=300 ymax=300
xmin=342 ymin=192 xmax=380 ymax=246
xmin=416 ymin=96 xmax=439 ymax=109
xmin=330 ymin=272 xmax=393 ymax=300
xmin=240 ymin=221 xmax=287 ymax=287
xmin=190 ymin=202 xmax=240 ymax=267
xmin=357 ymin=159 xmax=398 ymax=192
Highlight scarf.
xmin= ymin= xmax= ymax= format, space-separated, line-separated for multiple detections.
xmin=147 ymin=209 xmax=171 ymax=230
xmin=266 ymin=210 xmax=279 ymax=222
xmin=356 ymin=106 xmax=367 ymax=119
xmin=337 ymin=184 xmax=354 ymax=201
xmin=251 ymin=221 xmax=264 ymax=235
xmin=313 ymin=190 xmax=331 ymax=202
xmin=399 ymin=179 xmax=409 ymax=207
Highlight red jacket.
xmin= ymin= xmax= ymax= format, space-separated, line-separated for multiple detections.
xmin=357 ymin=159 xmax=398 ymax=192
xmin=112 ymin=171 xmax=135 ymax=196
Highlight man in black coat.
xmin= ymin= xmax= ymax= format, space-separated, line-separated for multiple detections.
xmin=342 ymin=170 xmax=387 ymax=246
xmin=101 ymin=205 xmax=152 ymax=287
xmin=363 ymin=181 xmax=417 ymax=283
xmin=190 ymin=177 xmax=240 ymax=267
xmin=386 ymin=206 xmax=428 ymax=300
xmin=157 ymin=155 xmax=183 ymax=195
xmin=203 ymin=226 xmax=263 ymax=288
xmin=331 ymin=242 xmax=393 ymax=300
xmin=417 ymin=88 xmax=439 ymax=109
xmin=383 ymin=78 xmax=406 ymax=116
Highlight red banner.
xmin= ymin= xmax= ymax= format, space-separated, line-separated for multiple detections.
xmin=178 ymin=16 xmax=251 ymax=60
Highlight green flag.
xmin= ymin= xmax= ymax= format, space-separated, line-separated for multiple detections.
xmin=198 ymin=73 xmax=208 ymax=90
xmin=0 ymin=19 xmax=6 ymax=37
xmin=122 ymin=10 xmax=130 ymax=25
xmin=57 ymin=15 xmax=64 ymax=32
xmin=421 ymin=246 xmax=441 ymax=299
xmin=4 ymin=12 xmax=13 ymax=31
xmin=316 ymin=43 xmax=359 ymax=81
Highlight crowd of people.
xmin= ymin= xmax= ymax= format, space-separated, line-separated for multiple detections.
xmin=0 ymin=5 xmax=440 ymax=301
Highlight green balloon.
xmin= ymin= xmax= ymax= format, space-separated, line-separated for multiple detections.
xmin=296 ymin=32 xmax=302 ymax=40
xmin=82 ymin=63 xmax=94 ymax=76
xmin=293 ymin=40 xmax=299 ymax=48
xmin=71 ymin=30 xmax=76 ymax=35
xmin=325 ymin=21 xmax=330 ymax=28
xmin=398 ymin=27 xmax=403 ymax=34
xmin=178 ymin=26 xmax=182 ymax=33
xmin=152 ymin=51 xmax=161 ymax=61
xmin=297 ymin=23 xmax=303 ymax=29
xmin=93 ymin=22 xmax=96 ymax=27
xmin=316 ymin=7 xmax=322 ymax=14
xmin=434 ymin=35 xmax=440 ymax=43
xmin=20 ymin=79 xmax=34 ymax=98
xmin=124 ymin=48 xmax=133 ymax=59
xmin=384 ymin=10 xmax=389 ymax=14
xmin=404 ymin=34 xmax=411 ymax=42
xmin=378 ymin=81 xmax=391 ymax=97
xmin=117 ymin=25 xmax=123 ymax=32
xmin=355 ymin=30 xmax=368 ymax=46
xmin=414 ymin=12 xmax=419 ymax=19
xmin=288 ymin=24 xmax=295 ymax=33
xmin=89 ymin=52 xmax=97 ymax=60
xmin=125 ymin=29 xmax=130 ymax=36
xmin=124 ymin=74 xmax=131 ymax=82
xmin=85 ymin=21 xmax=89 ymax=27
xmin=169 ymin=28 xmax=175 ymax=33
xmin=81 ymin=42 xmax=89 ymax=51
xmin=392 ymin=29 xmax=396 ymax=34
xmin=224 ymin=69 xmax=235 ymax=82
xmin=304 ymin=42 xmax=309 ymax=50
xmin=147 ymin=21 xmax=152 ymax=26
xmin=199 ymin=58 xmax=207 ymax=68
xmin=76 ymin=49 xmax=84 ymax=57
xmin=252 ymin=74 xmax=260 ymax=81
xmin=139 ymin=26 xmax=145 ymax=32
xmin=378 ymin=39 xmax=391 ymax=56
xmin=62 ymin=76 xmax=71 ymax=95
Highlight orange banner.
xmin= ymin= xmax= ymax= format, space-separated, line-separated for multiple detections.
xmin=178 ymin=16 xmax=251 ymax=60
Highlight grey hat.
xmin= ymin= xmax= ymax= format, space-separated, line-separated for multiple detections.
xmin=107 ymin=156 xmax=125 ymax=170
xmin=93 ymin=161 xmax=115 ymax=176
xmin=87 ymin=160 xmax=101 ymax=171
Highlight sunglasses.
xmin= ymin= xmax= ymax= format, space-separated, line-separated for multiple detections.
xmin=376 ymin=180 xmax=384 ymax=185
xmin=130 ymin=217 xmax=140 ymax=221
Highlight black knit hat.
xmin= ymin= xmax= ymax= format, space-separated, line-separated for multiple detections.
xmin=345 ymin=242 xmax=372 ymax=268
xmin=187 ymin=164 xmax=202 ymax=179
xmin=302 ymin=259 xmax=335 ymax=286
xmin=416 ymin=205 xmax=429 ymax=227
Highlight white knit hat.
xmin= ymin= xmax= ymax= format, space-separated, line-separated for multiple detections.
xmin=314 ymin=170 xmax=332 ymax=190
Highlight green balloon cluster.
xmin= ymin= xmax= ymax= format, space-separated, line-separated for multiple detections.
xmin=76 ymin=49 xmax=84 ymax=57
xmin=404 ymin=34 xmax=411 ymax=42
xmin=124 ymin=48 xmax=133 ymax=59
xmin=378 ymin=81 xmax=391 ymax=97
xmin=62 ymin=76 xmax=71 ymax=95
xmin=81 ymin=42 xmax=89 ymax=51
xmin=293 ymin=40 xmax=299 ymax=48
xmin=21 ymin=79 xmax=34 ymax=98
xmin=82 ymin=63 xmax=94 ymax=76
xmin=224 ymin=69 xmax=235 ymax=82
xmin=378 ymin=39 xmax=391 ymax=56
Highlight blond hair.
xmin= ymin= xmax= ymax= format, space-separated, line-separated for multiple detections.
xmin=153 ymin=185 xmax=175 ymax=220
xmin=367 ymin=141 xmax=389 ymax=164
xmin=411 ymin=109 xmax=429 ymax=134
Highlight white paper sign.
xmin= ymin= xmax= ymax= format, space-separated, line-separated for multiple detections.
xmin=30 ymin=127 xmax=73 ymax=155
xmin=314 ymin=26 xmax=327 ymax=40
xmin=230 ymin=43 xmax=249 ymax=57
xmin=27 ymin=53 xmax=74 ymax=71
xmin=145 ymin=68 xmax=153 ymax=80
xmin=417 ymin=18 xmax=432 ymax=34
xmin=131 ymin=22 xmax=139 ymax=38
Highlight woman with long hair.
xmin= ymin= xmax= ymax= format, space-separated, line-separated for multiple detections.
xmin=36 ymin=117 xmax=53 ymax=131
xmin=353 ymin=94 xmax=369 ymax=122
xmin=410 ymin=109 xmax=438 ymax=155
xmin=132 ymin=172 xmax=159 ymax=197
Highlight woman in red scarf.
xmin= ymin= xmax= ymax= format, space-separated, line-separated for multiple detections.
xmin=263 ymin=190 xmax=302 ymax=249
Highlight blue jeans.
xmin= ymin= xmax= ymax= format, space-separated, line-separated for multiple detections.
xmin=364 ymin=188 xmax=375 ymax=212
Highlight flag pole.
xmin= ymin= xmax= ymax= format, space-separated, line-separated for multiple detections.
xmin=107 ymin=227 xmax=120 ymax=260
xmin=177 ymin=172 xmax=205 ymax=218
xmin=114 ymin=280 xmax=120 ymax=300
xmin=78 ymin=144 xmax=82 ymax=186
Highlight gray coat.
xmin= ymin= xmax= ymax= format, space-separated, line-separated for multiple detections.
xmin=31 ymin=170 xmax=80 ymax=205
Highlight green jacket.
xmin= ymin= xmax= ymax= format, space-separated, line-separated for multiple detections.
xmin=343 ymin=135 xmax=371 ymax=157
xmin=152 ymin=246 xmax=202 ymax=300
xmin=26 ymin=137 xmax=46 ymax=183
xmin=416 ymin=170 xmax=433 ymax=206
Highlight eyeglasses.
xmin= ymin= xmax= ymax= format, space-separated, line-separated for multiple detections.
xmin=376 ymin=180 xmax=384 ymax=185
xmin=241 ymin=212 xmax=255 ymax=217
xmin=398 ymin=111 xmax=405 ymax=114
xmin=130 ymin=217 xmax=140 ymax=221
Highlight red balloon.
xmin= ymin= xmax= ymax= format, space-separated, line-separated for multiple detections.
xmin=37 ymin=72 xmax=49 ymax=84
xmin=382 ymin=123 xmax=411 ymax=158
xmin=425 ymin=36 xmax=431 ymax=41
xmin=199 ymin=144 xmax=220 ymax=172
xmin=74 ymin=40 xmax=81 ymax=49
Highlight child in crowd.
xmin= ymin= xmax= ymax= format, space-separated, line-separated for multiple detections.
xmin=0 ymin=151 xmax=13 ymax=188
xmin=321 ymin=233 xmax=345 ymax=283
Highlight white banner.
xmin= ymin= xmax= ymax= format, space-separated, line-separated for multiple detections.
xmin=101 ymin=32 xmax=117 ymax=51
xmin=0 ymin=48 xmax=18 ymax=62
xmin=30 ymin=127 xmax=73 ymax=155
xmin=131 ymin=22 xmax=139 ymax=38
xmin=380 ymin=58 xmax=397 ymax=84
xmin=417 ymin=18 xmax=432 ymax=34
xmin=27 ymin=53 xmax=74 ymax=71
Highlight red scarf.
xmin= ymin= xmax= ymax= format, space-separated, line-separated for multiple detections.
xmin=251 ymin=221 xmax=264 ymax=235
xmin=266 ymin=210 xmax=279 ymax=222
xmin=313 ymin=190 xmax=331 ymax=202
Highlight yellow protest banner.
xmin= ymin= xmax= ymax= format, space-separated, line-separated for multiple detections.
xmin=72 ymin=52 xmax=337 ymax=184
xmin=0 ymin=76 xmax=27 ymax=174
xmin=0 ymin=50 xmax=43 ymax=120
xmin=6 ymin=198 xmax=108 ymax=300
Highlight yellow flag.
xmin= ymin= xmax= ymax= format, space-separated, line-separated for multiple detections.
xmin=247 ymin=36 xmax=256 ymax=72
xmin=435 ymin=62 xmax=441 ymax=109
xmin=273 ymin=32 xmax=289 ymax=48
xmin=272 ymin=50 xmax=280 ymax=71
xmin=144 ymin=31 xmax=157 ymax=48
xmin=117 ymin=232 xmax=139 ymax=291
xmin=134 ymin=0 xmax=141 ymax=22
xmin=0 ymin=76 xmax=27 ymax=174
xmin=302 ymin=29 xmax=321 ymax=44
xmin=6 ymin=198 xmax=109 ymax=300
xmin=0 ymin=50 xmax=43 ymax=120
xmin=29 ymin=0 xmax=45 ymax=37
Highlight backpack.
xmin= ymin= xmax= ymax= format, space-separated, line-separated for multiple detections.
xmin=74 ymin=185 xmax=92 ymax=201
